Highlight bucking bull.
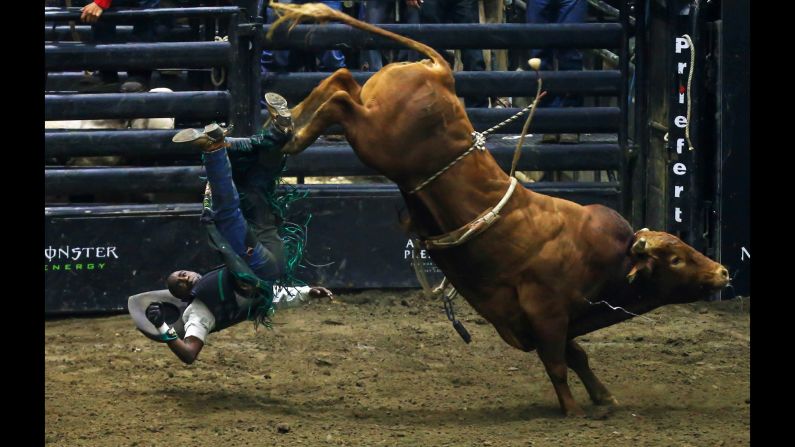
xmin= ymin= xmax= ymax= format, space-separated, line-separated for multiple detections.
xmin=268 ymin=2 xmax=731 ymax=416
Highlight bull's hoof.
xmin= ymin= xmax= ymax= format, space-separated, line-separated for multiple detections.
xmin=593 ymin=395 xmax=620 ymax=407
xmin=588 ymin=405 xmax=615 ymax=420
xmin=564 ymin=406 xmax=587 ymax=418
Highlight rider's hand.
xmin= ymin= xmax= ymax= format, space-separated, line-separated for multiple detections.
xmin=145 ymin=302 xmax=166 ymax=327
xmin=80 ymin=2 xmax=105 ymax=24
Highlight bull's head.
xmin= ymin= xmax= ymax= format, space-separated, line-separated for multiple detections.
xmin=627 ymin=229 xmax=730 ymax=303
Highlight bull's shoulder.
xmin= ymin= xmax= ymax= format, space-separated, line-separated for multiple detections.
xmin=582 ymin=205 xmax=633 ymax=239
xmin=576 ymin=205 xmax=634 ymax=263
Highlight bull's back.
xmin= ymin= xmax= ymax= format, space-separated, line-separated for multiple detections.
xmin=359 ymin=61 xmax=469 ymax=140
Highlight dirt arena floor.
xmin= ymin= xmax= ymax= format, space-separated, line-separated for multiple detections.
xmin=46 ymin=290 xmax=750 ymax=446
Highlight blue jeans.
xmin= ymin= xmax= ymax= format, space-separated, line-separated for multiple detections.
xmin=203 ymin=148 xmax=282 ymax=281
xmin=359 ymin=0 xmax=421 ymax=71
xmin=262 ymin=1 xmax=346 ymax=73
xmin=526 ymin=0 xmax=586 ymax=107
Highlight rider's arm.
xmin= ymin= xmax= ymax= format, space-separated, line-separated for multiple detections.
xmin=168 ymin=299 xmax=215 ymax=364
xmin=165 ymin=336 xmax=204 ymax=365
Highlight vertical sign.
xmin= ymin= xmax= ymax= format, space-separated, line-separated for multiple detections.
xmin=667 ymin=4 xmax=694 ymax=234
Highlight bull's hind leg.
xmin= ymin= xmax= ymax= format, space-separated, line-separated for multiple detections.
xmin=283 ymin=90 xmax=366 ymax=154
xmin=565 ymin=340 xmax=620 ymax=407
xmin=291 ymin=68 xmax=362 ymax=131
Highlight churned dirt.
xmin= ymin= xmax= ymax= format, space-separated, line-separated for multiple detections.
xmin=45 ymin=290 xmax=750 ymax=447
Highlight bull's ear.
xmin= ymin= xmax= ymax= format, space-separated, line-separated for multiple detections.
xmin=627 ymin=258 xmax=654 ymax=283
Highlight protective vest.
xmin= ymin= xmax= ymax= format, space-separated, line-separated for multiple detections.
xmin=201 ymin=221 xmax=276 ymax=329
xmin=189 ymin=266 xmax=252 ymax=333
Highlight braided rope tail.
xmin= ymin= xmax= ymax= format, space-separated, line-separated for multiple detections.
xmin=682 ymin=34 xmax=696 ymax=152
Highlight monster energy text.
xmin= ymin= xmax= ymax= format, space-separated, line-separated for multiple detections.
xmin=45 ymin=246 xmax=119 ymax=262
xmin=44 ymin=246 xmax=118 ymax=272
xmin=45 ymin=263 xmax=107 ymax=272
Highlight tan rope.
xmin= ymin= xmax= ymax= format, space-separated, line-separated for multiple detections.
xmin=408 ymin=93 xmax=544 ymax=194
xmin=510 ymin=77 xmax=545 ymax=177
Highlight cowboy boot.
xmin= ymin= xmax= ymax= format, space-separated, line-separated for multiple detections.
xmin=264 ymin=92 xmax=293 ymax=134
xmin=172 ymin=123 xmax=229 ymax=152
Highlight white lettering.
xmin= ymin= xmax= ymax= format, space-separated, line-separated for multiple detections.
xmin=675 ymin=116 xmax=688 ymax=128
xmin=675 ymin=208 xmax=683 ymax=223
xmin=677 ymin=138 xmax=686 ymax=154
xmin=675 ymin=37 xmax=690 ymax=53
xmin=673 ymin=163 xmax=687 ymax=175
xmin=675 ymin=185 xmax=684 ymax=198
xmin=741 ymin=247 xmax=750 ymax=261
xmin=678 ymin=62 xmax=687 ymax=74
xmin=404 ymin=250 xmax=412 ymax=259
xmin=679 ymin=93 xmax=685 ymax=104
xmin=44 ymin=246 xmax=118 ymax=262
xmin=405 ymin=239 xmax=414 ymax=249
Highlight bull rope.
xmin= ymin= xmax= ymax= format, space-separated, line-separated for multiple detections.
xmin=408 ymin=78 xmax=546 ymax=194
xmin=409 ymin=70 xmax=546 ymax=338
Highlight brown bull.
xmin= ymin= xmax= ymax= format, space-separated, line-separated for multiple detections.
xmin=269 ymin=3 xmax=731 ymax=416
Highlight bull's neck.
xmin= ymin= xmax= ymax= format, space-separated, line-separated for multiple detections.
xmin=409 ymin=149 xmax=514 ymax=236
xmin=569 ymin=275 xmax=666 ymax=338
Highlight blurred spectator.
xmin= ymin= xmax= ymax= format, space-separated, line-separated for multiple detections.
xmin=481 ymin=0 xmax=507 ymax=72
xmin=418 ymin=0 xmax=488 ymax=107
xmin=79 ymin=0 xmax=161 ymax=93
xmin=262 ymin=0 xmax=347 ymax=73
xmin=480 ymin=0 xmax=510 ymax=107
xmin=359 ymin=0 xmax=421 ymax=72
xmin=526 ymin=0 xmax=586 ymax=143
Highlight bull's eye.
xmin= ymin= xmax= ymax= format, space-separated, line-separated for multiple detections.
xmin=670 ymin=256 xmax=683 ymax=267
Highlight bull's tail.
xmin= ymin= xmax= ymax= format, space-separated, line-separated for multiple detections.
xmin=267 ymin=2 xmax=448 ymax=70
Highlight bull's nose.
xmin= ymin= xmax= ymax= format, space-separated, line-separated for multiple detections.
xmin=713 ymin=266 xmax=730 ymax=289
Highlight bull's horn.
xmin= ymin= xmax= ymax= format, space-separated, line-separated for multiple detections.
xmin=632 ymin=237 xmax=647 ymax=254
